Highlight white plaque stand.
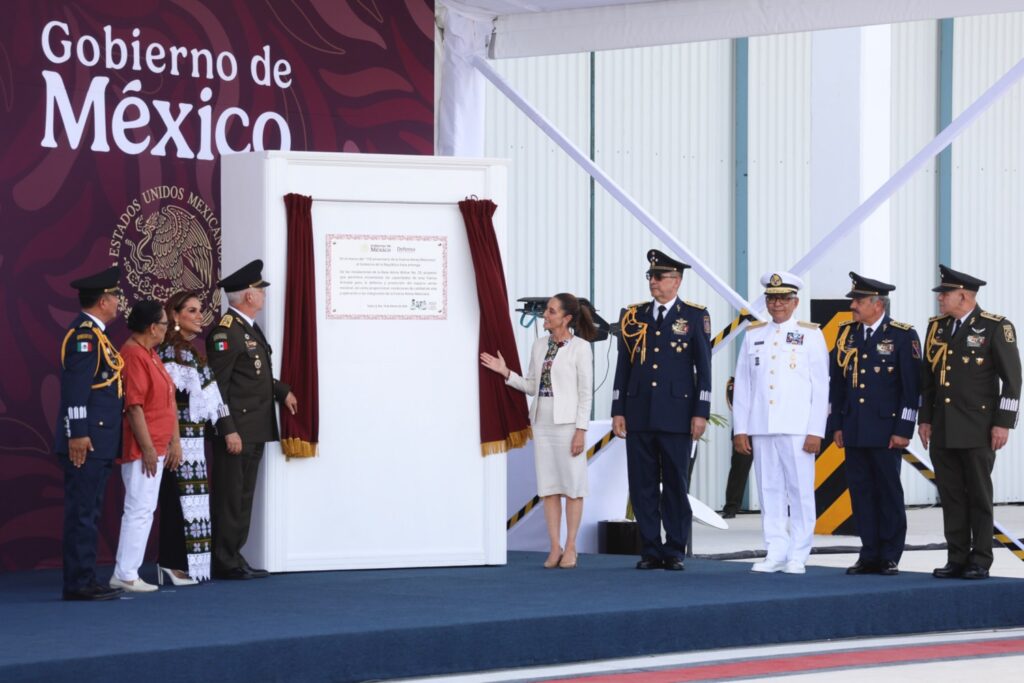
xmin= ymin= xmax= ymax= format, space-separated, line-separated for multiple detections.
xmin=220 ymin=152 xmax=508 ymax=571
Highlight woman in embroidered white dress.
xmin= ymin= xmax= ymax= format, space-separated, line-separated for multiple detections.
xmin=155 ymin=291 xmax=233 ymax=585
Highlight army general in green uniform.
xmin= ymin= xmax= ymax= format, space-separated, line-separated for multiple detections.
xmin=918 ymin=265 xmax=1021 ymax=580
xmin=207 ymin=260 xmax=297 ymax=579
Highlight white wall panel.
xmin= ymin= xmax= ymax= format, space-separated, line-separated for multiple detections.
xmin=951 ymin=13 xmax=1024 ymax=503
xmin=748 ymin=33 xmax=813 ymax=305
xmin=744 ymin=33 xmax=811 ymax=513
xmin=889 ymin=21 xmax=940 ymax=505
xmin=593 ymin=41 xmax=734 ymax=506
xmin=484 ymin=53 xmax=592 ymax=382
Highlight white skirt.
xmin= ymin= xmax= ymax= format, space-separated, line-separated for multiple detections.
xmin=532 ymin=398 xmax=588 ymax=498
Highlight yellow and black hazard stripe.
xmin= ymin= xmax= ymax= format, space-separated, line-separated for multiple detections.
xmin=812 ymin=302 xmax=857 ymax=536
xmin=994 ymin=528 xmax=1024 ymax=562
xmin=900 ymin=450 xmax=935 ymax=482
xmin=711 ymin=310 xmax=757 ymax=350
xmin=506 ymin=430 xmax=616 ymax=530
xmin=901 ymin=448 xmax=1024 ymax=563
xmin=813 ymin=438 xmax=856 ymax=535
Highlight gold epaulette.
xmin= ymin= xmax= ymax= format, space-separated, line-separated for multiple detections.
xmin=748 ymin=321 xmax=767 ymax=329
xmin=981 ymin=311 xmax=1006 ymax=322
xmin=79 ymin=319 xmax=94 ymax=328
xmin=929 ymin=314 xmax=949 ymax=323
xmin=889 ymin=320 xmax=913 ymax=330
xmin=219 ymin=314 xmax=234 ymax=328
xmin=838 ymin=319 xmax=855 ymax=327
xmin=683 ymin=300 xmax=706 ymax=310
xmin=798 ymin=321 xmax=819 ymax=329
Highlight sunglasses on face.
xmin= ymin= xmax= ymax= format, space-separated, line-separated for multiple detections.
xmin=766 ymin=295 xmax=796 ymax=303
xmin=646 ymin=271 xmax=680 ymax=282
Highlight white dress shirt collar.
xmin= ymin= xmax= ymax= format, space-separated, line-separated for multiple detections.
xmin=651 ymin=297 xmax=679 ymax=314
xmin=229 ymin=307 xmax=256 ymax=327
xmin=770 ymin=315 xmax=797 ymax=330
xmin=83 ymin=311 xmax=105 ymax=331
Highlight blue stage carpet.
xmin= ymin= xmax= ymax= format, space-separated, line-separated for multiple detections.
xmin=2 ymin=552 xmax=1023 ymax=682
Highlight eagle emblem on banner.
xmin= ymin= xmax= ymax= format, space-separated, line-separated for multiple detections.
xmin=113 ymin=189 xmax=221 ymax=326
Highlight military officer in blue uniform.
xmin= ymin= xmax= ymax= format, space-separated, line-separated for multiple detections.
xmin=612 ymin=249 xmax=712 ymax=571
xmin=829 ymin=272 xmax=921 ymax=576
xmin=55 ymin=266 xmax=125 ymax=601
xmin=919 ymin=265 xmax=1021 ymax=580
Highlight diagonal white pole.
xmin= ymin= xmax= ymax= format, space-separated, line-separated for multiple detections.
xmin=726 ymin=55 xmax=1024 ymax=344
xmin=790 ymin=55 xmax=1024 ymax=279
xmin=471 ymin=54 xmax=764 ymax=321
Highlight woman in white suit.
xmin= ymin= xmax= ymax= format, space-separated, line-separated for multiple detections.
xmin=481 ymin=293 xmax=596 ymax=569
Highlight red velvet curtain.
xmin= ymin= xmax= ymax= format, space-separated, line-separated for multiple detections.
xmin=280 ymin=193 xmax=319 ymax=458
xmin=459 ymin=198 xmax=532 ymax=455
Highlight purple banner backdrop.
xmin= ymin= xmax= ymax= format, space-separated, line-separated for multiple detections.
xmin=0 ymin=0 xmax=434 ymax=571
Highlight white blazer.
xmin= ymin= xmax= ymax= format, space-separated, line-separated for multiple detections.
xmin=506 ymin=335 xmax=593 ymax=430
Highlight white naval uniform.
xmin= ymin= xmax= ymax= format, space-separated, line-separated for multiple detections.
xmin=733 ymin=316 xmax=829 ymax=565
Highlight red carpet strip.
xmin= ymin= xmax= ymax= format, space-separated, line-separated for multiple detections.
xmin=548 ymin=637 xmax=1024 ymax=682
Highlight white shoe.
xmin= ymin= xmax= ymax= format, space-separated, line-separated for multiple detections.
xmin=110 ymin=576 xmax=158 ymax=592
xmin=783 ymin=560 xmax=806 ymax=574
xmin=751 ymin=559 xmax=787 ymax=573
xmin=158 ymin=565 xmax=199 ymax=587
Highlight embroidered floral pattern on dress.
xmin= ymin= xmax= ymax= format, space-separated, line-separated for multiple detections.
xmin=158 ymin=345 xmax=225 ymax=582
xmin=538 ymin=338 xmax=569 ymax=397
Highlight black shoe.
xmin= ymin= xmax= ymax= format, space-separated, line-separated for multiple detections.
xmin=243 ymin=564 xmax=269 ymax=579
xmin=63 ymin=583 xmax=123 ymax=601
xmin=635 ymin=556 xmax=663 ymax=570
xmin=213 ymin=567 xmax=253 ymax=580
xmin=878 ymin=560 xmax=899 ymax=576
xmin=663 ymin=557 xmax=685 ymax=571
xmin=962 ymin=564 xmax=990 ymax=580
xmin=845 ymin=559 xmax=879 ymax=575
xmin=721 ymin=511 xmax=736 ymax=519
xmin=932 ymin=562 xmax=966 ymax=579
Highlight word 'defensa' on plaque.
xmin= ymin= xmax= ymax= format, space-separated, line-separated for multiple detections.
xmin=326 ymin=234 xmax=448 ymax=320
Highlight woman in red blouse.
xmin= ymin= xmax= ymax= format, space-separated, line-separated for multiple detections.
xmin=110 ymin=300 xmax=181 ymax=593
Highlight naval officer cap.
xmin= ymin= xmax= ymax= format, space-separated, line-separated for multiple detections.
xmin=219 ymin=259 xmax=270 ymax=292
xmin=846 ymin=271 xmax=895 ymax=299
xmin=931 ymin=264 xmax=986 ymax=293
xmin=70 ymin=266 xmax=122 ymax=297
xmin=646 ymin=249 xmax=690 ymax=276
xmin=761 ymin=271 xmax=803 ymax=296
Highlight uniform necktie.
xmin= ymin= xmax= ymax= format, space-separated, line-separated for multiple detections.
xmin=657 ymin=305 xmax=666 ymax=327
xmin=951 ymin=319 xmax=961 ymax=337
xmin=864 ymin=326 xmax=873 ymax=343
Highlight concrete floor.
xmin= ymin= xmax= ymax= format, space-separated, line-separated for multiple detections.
xmin=694 ymin=504 xmax=1024 ymax=578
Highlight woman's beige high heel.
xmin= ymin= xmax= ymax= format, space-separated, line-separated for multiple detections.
xmin=558 ymin=550 xmax=578 ymax=569
xmin=543 ymin=548 xmax=563 ymax=569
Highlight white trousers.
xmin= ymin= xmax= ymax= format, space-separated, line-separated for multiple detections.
xmin=752 ymin=435 xmax=816 ymax=564
xmin=113 ymin=456 xmax=165 ymax=581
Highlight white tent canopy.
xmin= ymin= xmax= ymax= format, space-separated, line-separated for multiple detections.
xmin=442 ymin=0 xmax=1024 ymax=58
